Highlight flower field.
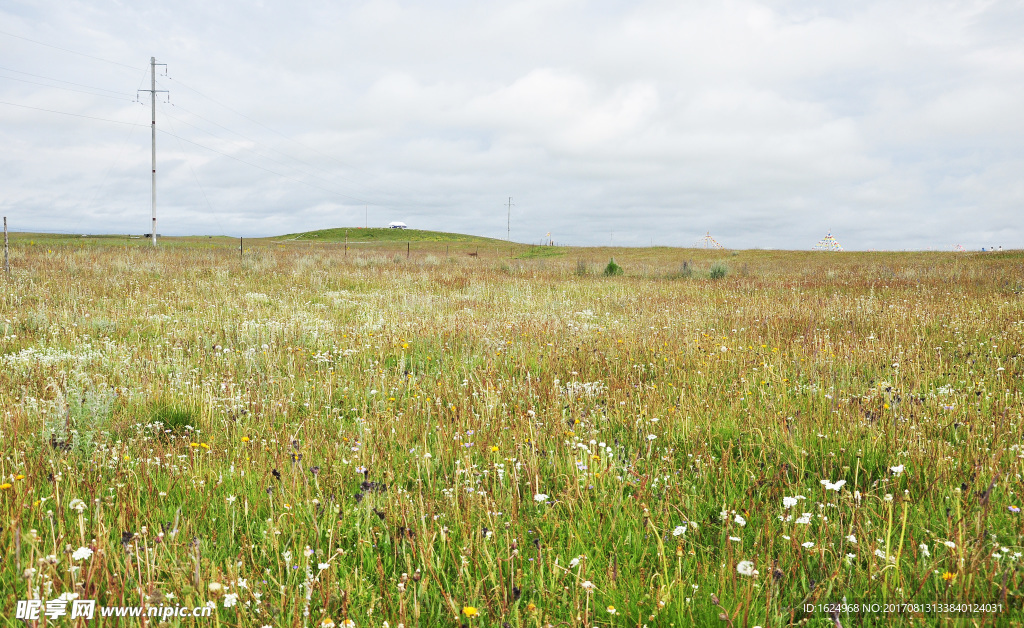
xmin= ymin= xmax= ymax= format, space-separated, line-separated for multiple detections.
xmin=0 ymin=236 xmax=1022 ymax=627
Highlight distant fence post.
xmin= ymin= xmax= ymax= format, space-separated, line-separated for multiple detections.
xmin=407 ymin=241 xmax=410 ymax=259
xmin=239 ymin=236 xmax=243 ymax=260
xmin=3 ymin=216 xmax=8 ymax=276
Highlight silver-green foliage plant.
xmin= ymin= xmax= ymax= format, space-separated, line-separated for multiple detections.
xmin=44 ymin=385 xmax=115 ymax=458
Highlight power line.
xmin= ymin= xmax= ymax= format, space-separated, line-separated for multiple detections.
xmin=165 ymin=98 xmax=378 ymax=193
xmin=0 ymin=64 xmax=134 ymax=95
xmin=0 ymin=73 xmax=134 ymax=100
xmin=156 ymin=127 xmax=374 ymax=205
xmin=0 ymin=97 xmax=375 ymax=205
xmin=0 ymin=100 xmax=146 ymax=126
xmin=165 ymin=75 xmax=420 ymax=199
xmin=70 ymin=102 xmax=147 ymax=236
xmin=167 ymin=76 xmax=353 ymax=164
xmin=158 ymin=104 xmax=376 ymax=203
xmin=159 ymin=100 xmax=226 ymax=237
xmin=0 ymin=31 xmax=406 ymax=218
xmin=0 ymin=29 xmax=143 ymax=71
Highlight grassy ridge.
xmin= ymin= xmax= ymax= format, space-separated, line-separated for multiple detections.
xmin=280 ymin=227 xmax=503 ymax=243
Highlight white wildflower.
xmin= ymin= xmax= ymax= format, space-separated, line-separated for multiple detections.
xmin=71 ymin=547 xmax=93 ymax=561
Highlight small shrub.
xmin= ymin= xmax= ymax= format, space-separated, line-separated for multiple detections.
xmin=574 ymin=260 xmax=589 ymax=277
xmin=604 ymin=258 xmax=623 ymax=276
xmin=709 ymin=263 xmax=729 ymax=280
xmin=44 ymin=385 xmax=114 ymax=458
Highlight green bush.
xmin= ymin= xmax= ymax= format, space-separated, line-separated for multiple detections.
xmin=709 ymin=263 xmax=729 ymax=279
xmin=604 ymin=258 xmax=623 ymax=276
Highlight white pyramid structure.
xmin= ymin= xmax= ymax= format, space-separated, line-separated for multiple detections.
xmin=813 ymin=231 xmax=844 ymax=251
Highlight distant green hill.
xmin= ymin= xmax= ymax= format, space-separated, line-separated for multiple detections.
xmin=278 ymin=227 xmax=503 ymax=243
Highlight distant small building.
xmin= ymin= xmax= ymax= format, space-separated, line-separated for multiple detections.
xmin=388 ymin=221 xmax=408 ymax=229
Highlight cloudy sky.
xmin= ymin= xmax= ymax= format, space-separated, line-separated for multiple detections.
xmin=1 ymin=1 xmax=1022 ymax=249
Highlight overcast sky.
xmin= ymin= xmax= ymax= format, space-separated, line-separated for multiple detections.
xmin=1 ymin=1 xmax=1022 ymax=249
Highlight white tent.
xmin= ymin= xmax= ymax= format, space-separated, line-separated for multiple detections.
xmin=388 ymin=221 xmax=408 ymax=229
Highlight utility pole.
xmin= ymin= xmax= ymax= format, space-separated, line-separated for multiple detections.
xmin=139 ymin=57 xmax=167 ymax=247
xmin=506 ymin=196 xmax=514 ymax=258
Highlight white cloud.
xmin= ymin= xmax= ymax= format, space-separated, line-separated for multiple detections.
xmin=0 ymin=0 xmax=1022 ymax=249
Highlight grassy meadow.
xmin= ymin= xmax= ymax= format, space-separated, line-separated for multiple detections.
xmin=1 ymin=234 xmax=1023 ymax=627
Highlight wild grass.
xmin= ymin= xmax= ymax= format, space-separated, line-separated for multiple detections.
xmin=0 ymin=237 xmax=1022 ymax=627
